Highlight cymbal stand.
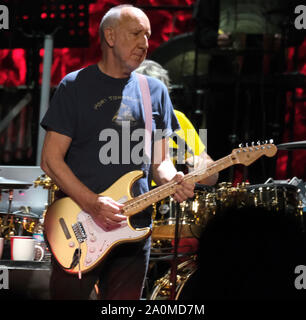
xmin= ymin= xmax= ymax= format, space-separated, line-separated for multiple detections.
xmin=0 ymin=189 xmax=3 ymax=237
xmin=0 ymin=190 xmax=16 ymax=238
xmin=169 ymin=200 xmax=181 ymax=300
xmin=7 ymin=190 xmax=16 ymax=236
xmin=7 ymin=190 xmax=13 ymax=214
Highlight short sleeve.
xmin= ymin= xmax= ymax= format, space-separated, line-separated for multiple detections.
xmin=41 ymin=79 xmax=77 ymax=138
xmin=153 ymin=81 xmax=180 ymax=140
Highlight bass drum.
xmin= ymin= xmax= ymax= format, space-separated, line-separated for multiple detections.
xmin=149 ymin=259 xmax=197 ymax=300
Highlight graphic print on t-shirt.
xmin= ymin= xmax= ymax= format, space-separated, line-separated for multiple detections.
xmin=112 ymin=102 xmax=138 ymax=127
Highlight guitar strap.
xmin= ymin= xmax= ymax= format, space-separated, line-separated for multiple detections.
xmin=136 ymin=73 xmax=152 ymax=168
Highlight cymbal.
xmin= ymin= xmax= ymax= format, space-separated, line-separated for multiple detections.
xmin=0 ymin=177 xmax=32 ymax=189
xmin=0 ymin=210 xmax=39 ymax=219
xmin=12 ymin=210 xmax=40 ymax=219
xmin=277 ymin=141 xmax=306 ymax=150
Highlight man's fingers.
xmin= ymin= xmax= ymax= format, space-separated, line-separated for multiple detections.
xmin=175 ymin=185 xmax=194 ymax=201
xmin=98 ymin=196 xmax=124 ymax=213
xmin=106 ymin=197 xmax=125 ymax=208
xmin=171 ymin=172 xmax=195 ymax=202
xmin=109 ymin=213 xmax=127 ymax=222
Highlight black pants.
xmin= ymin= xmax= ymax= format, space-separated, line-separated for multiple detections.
xmin=49 ymin=237 xmax=151 ymax=300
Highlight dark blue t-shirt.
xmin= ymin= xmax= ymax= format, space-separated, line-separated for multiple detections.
xmin=41 ymin=65 xmax=179 ymax=225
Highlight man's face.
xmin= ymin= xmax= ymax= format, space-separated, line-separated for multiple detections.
xmin=112 ymin=8 xmax=151 ymax=74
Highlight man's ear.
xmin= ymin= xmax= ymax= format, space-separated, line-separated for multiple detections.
xmin=104 ymin=27 xmax=115 ymax=47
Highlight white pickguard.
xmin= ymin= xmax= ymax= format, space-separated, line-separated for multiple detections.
xmin=77 ymin=211 xmax=148 ymax=267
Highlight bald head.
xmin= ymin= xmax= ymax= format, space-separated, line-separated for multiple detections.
xmin=99 ymin=5 xmax=148 ymax=44
xmin=98 ymin=4 xmax=151 ymax=77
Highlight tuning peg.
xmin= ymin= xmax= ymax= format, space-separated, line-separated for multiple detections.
xmin=257 ymin=141 xmax=261 ymax=145
xmin=265 ymin=140 xmax=268 ymax=144
xmin=239 ymin=143 xmax=243 ymax=148
xmin=269 ymin=139 xmax=274 ymax=144
xmin=245 ymin=142 xmax=248 ymax=147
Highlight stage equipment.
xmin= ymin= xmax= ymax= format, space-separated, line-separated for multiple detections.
xmin=0 ymin=0 xmax=91 ymax=48
xmin=277 ymin=141 xmax=306 ymax=150
xmin=0 ymin=166 xmax=48 ymax=216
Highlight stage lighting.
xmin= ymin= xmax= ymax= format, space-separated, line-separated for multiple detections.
xmin=0 ymin=0 xmax=93 ymax=48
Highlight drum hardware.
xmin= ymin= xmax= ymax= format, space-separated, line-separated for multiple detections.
xmin=152 ymin=199 xmax=199 ymax=299
xmin=0 ymin=189 xmax=18 ymax=238
xmin=168 ymin=200 xmax=181 ymax=300
xmin=215 ymin=181 xmax=254 ymax=210
xmin=0 ymin=179 xmax=39 ymax=239
xmin=152 ymin=185 xmax=216 ymax=240
xmin=0 ymin=176 xmax=33 ymax=238
xmin=0 ymin=208 xmax=39 ymax=239
xmin=12 ymin=207 xmax=39 ymax=236
xmin=151 ymin=239 xmax=172 ymax=251
xmin=149 ymin=258 xmax=198 ymax=300
xmin=34 ymin=174 xmax=59 ymax=205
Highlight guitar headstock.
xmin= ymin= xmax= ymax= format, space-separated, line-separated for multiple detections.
xmin=231 ymin=140 xmax=277 ymax=166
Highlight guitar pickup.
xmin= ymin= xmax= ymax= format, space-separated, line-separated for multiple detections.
xmin=59 ymin=217 xmax=71 ymax=240
xmin=72 ymin=222 xmax=87 ymax=243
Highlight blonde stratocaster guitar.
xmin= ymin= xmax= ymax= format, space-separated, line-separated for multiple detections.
xmin=44 ymin=142 xmax=277 ymax=274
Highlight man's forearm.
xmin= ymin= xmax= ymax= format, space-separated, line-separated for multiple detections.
xmin=41 ymin=157 xmax=97 ymax=209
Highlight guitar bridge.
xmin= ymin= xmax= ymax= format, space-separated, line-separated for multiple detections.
xmin=72 ymin=221 xmax=87 ymax=243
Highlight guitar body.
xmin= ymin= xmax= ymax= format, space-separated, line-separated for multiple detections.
xmin=44 ymin=170 xmax=151 ymax=274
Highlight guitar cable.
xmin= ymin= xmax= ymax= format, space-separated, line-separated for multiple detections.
xmin=78 ymin=242 xmax=82 ymax=280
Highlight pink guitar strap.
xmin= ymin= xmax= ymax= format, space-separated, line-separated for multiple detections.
xmin=136 ymin=73 xmax=152 ymax=165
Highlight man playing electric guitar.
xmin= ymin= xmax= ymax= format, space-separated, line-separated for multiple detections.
xmin=40 ymin=4 xmax=195 ymax=300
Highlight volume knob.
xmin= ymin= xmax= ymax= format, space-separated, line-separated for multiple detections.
xmin=89 ymin=247 xmax=96 ymax=253
xmin=90 ymin=235 xmax=97 ymax=242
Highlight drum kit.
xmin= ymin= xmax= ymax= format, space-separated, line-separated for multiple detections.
xmin=0 ymin=177 xmax=36 ymax=239
xmin=148 ymin=141 xmax=306 ymax=300
xmin=0 ymin=174 xmax=58 ymax=241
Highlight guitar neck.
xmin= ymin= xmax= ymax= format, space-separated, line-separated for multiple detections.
xmin=123 ymin=154 xmax=235 ymax=216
